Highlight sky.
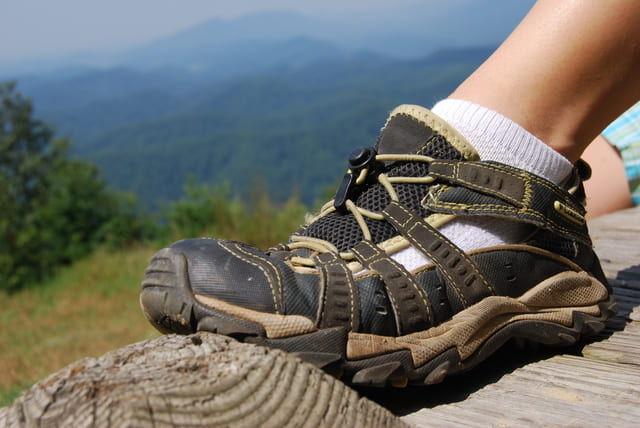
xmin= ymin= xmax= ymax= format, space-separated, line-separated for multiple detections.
xmin=0 ymin=0 xmax=421 ymax=63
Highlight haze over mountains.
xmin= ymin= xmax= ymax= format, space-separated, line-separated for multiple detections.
xmin=3 ymin=1 xmax=534 ymax=208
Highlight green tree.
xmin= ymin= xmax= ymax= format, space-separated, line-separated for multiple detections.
xmin=0 ymin=82 xmax=152 ymax=292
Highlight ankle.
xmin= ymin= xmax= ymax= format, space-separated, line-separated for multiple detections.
xmin=431 ymin=99 xmax=574 ymax=184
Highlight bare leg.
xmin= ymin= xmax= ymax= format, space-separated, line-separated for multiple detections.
xmin=450 ymin=0 xmax=640 ymax=162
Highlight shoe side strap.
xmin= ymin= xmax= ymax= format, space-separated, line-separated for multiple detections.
xmin=383 ymin=201 xmax=494 ymax=309
xmin=352 ymin=240 xmax=433 ymax=335
xmin=426 ymin=160 xmax=592 ymax=246
xmin=314 ymin=252 xmax=360 ymax=331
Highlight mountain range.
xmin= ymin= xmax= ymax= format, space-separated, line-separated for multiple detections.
xmin=3 ymin=3 xmax=533 ymax=209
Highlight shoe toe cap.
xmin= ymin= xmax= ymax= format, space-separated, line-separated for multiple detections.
xmin=170 ymin=238 xmax=282 ymax=313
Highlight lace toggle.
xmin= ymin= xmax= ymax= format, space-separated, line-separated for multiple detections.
xmin=334 ymin=147 xmax=382 ymax=213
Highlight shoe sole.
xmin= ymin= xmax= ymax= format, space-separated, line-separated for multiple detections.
xmin=140 ymin=247 xmax=618 ymax=388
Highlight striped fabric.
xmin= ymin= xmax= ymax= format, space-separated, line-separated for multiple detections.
xmin=603 ymin=101 xmax=640 ymax=205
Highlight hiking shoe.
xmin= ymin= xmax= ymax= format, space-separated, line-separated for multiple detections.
xmin=140 ymin=105 xmax=617 ymax=387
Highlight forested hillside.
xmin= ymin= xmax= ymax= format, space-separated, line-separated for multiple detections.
xmin=22 ymin=47 xmax=493 ymax=208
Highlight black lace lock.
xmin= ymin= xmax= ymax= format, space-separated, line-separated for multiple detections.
xmin=334 ymin=147 xmax=379 ymax=213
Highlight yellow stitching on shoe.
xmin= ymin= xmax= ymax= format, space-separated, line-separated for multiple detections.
xmin=318 ymin=260 xmax=330 ymax=329
xmin=387 ymin=105 xmax=480 ymax=161
xmin=225 ymin=242 xmax=284 ymax=313
xmin=426 ymin=162 xmax=588 ymax=239
xmin=427 ymin=176 xmax=582 ymax=239
xmin=359 ymin=240 xmax=433 ymax=325
xmin=438 ymin=161 xmax=525 ymax=206
xmin=316 ymin=252 xmax=357 ymax=331
xmin=464 ymin=243 xmax=584 ymax=272
xmin=431 ymin=199 xmax=578 ymax=238
xmin=393 ymin=202 xmax=495 ymax=297
xmin=376 ymin=214 xmax=454 ymax=255
xmin=553 ymin=201 xmax=586 ymax=225
xmin=350 ymin=242 xmax=404 ymax=335
xmin=394 ymin=206 xmax=468 ymax=307
xmin=333 ymin=257 xmax=356 ymax=331
xmin=219 ymin=241 xmax=283 ymax=314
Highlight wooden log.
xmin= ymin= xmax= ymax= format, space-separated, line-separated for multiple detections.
xmin=0 ymin=333 xmax=406 ymax=427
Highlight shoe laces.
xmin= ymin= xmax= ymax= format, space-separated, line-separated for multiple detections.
xmin=281 ymin=147 xmax=436 ymax=268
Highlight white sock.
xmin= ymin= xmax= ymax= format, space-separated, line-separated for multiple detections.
xmin=431 ymin=99 xmax=573 ymax=184
xmin=392 ymin=99 xmax=574 ymax=272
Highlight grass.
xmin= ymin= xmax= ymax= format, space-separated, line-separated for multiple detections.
xmin=0 ymin=190 xmax=312 ymax=408
xmin=0 ymin=244 xmax=161 ymax=407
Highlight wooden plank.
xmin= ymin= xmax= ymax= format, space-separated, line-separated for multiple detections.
xmin=403 ymin=355 xmax=640 ymax=427
xmin=589 ymin=207 xmax=640 ymax=280
xmin=584 ymin=330 xmax=640 ymax=365
xmin=608 ymin=281 xmax=640 ymax=326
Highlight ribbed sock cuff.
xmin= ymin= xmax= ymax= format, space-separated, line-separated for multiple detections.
xmin=432 ymin=99 xmax=573 ymax=184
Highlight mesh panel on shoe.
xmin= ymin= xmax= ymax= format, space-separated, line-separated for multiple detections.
xmin=420 ymin=135 xmax=464 ymax=160
xmin=299 ymin=122 xmax=466 ymax=252
xmin=303 ymin=212 xmax=364 ymax=252
xmin=301 ymin=166 xmax=434 ymax=251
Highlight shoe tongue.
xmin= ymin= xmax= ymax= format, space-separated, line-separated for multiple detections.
xmin=375 ymin=104 xmax=479 ymax=161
